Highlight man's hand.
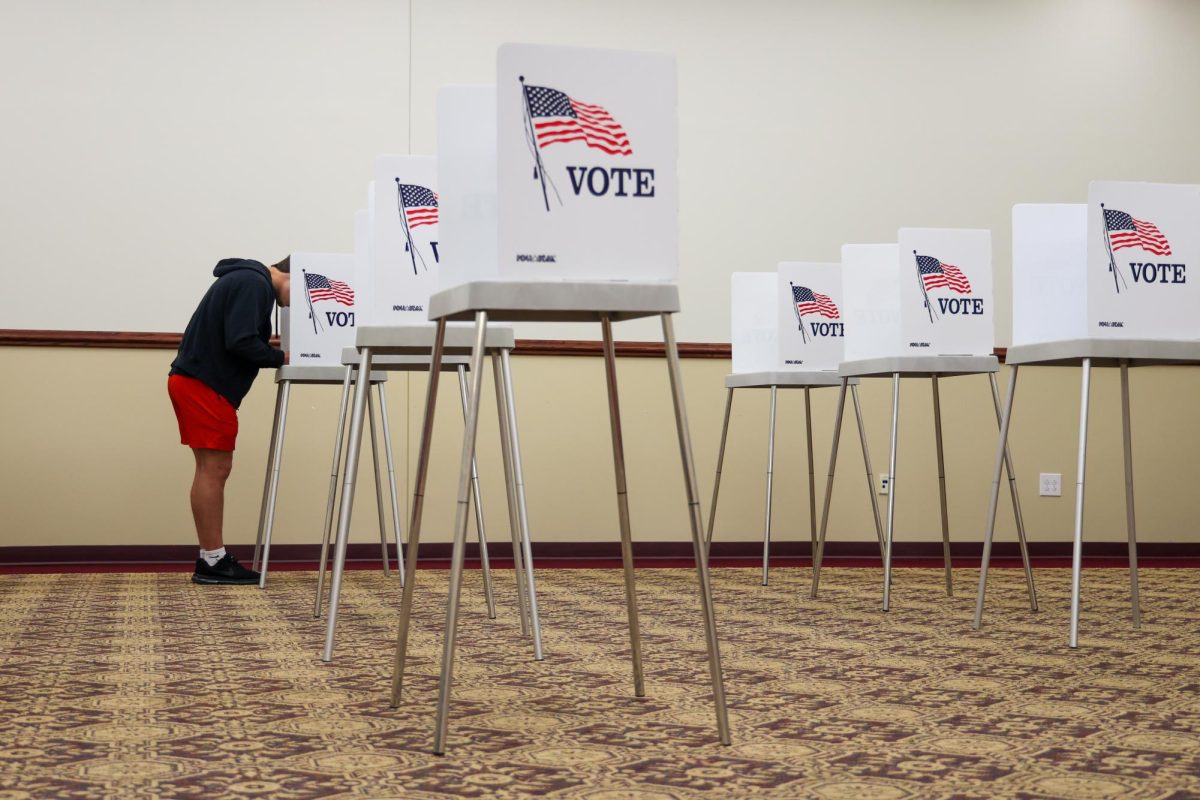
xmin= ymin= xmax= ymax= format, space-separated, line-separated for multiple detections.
xmin=283 ymin=351 xmax=290 ymax=365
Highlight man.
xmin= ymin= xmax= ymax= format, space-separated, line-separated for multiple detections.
xmin=168 ymin=257 xmax=291 ymax=584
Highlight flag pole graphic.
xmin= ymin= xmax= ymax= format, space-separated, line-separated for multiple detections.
xmin=519 ymin=76 xmax=551 ymax=212
xmin=301 ymin=269 xmax=321 ymax=334
xmin=789 ymin=282 xmax=809 ymax=343
xmin=395 ymin=178 xmax=427 ymax=276
xmin=914 ymin=251 xmax=936 ymax=323
xmin=1100 ymin=203 xmax=1127 ymax=294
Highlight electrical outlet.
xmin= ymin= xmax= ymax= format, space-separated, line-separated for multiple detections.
xmin=878 ymin=474 xmax=890 ymax=495
xmin=1039 ymin=473 xmax=1062 ymax=497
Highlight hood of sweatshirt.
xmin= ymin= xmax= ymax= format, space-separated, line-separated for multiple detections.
xmin=213 ymin=258 xmax=270 ymax=283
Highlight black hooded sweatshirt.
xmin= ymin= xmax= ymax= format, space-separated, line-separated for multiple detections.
xmin=170 ymin=259 xmax=285 ymax=409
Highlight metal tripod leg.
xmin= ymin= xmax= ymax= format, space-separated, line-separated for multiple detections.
xmin=1069 ymin=358 xmax=1092 ymax=649
xmin=391 ymin=319 xmax=446 ymax=706
xmin=704 ymin=388 xmax=734 ymax=553
xmin=661 ymin=313 xmax=731 ymax=746
xmin=1121 ymin=363 xmax=1141 ymax=628
xmin=367 ymin=386 xmax=390 ymax=577
xmin=257 ymin=380 xmax=291 ymax=587
xmin=377 ymin=381 xmax=405 ymax=583
xmin=805 ymin=387 xmax=817 ymax=553
xmin=501 ymin=348 xmax=544 ymax=659
xmin=316 ymin=365 xmax=353 ymax=617
xmin=852 ymin=384 xmax=886 ymax=559
xmin=974 ymin=367 xmax=1019 ymax=629
xmin=491 ymin=353 xmax=530 ymax=637
xmin=432 ymin=312 xmax=489 ymax=755
xmin=988 ymin=372 xmax=1037 ymax=612
xmin=762 ymin=386 xmax=777 ymax=586
xmin=882 ymin=373 xmax=900 ymax=612
xmin=458 ymin=365 xmax=496 ymax=621
xmin=600 ymin=315 xmax=645 ymax=698
xmin=811 ymin=379 xmax=848 ymax=598
xmin=322 ymin=347 xmax=374 ymax=662
xmin=932 ymin=376 xmax=953 ymax=596
xmin=253 ymin=380 xmax=287 ymax=573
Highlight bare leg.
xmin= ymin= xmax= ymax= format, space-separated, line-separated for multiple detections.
xmin=191 ymin=448 xmax=233 ymax=551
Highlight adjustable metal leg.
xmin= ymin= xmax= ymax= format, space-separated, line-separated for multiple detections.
xmin=882 ymin=373 xmax=900 ymax=612
xmin=253 ymin=381 xmax=287 ymax=572
xmin=377 ymin=381 xmax=405 ymax=583
xmin=367 ymin=386 xmax=390 ymax=577
xmin=852 ymin=384 xmax=886 ymax=559
xmin=600 ymin=315 xmax=645 ymax=698
xmin=975 ymin=366 xmax=1019 ymax=630
xmin=432 ymin=312 xmax=489 ymax=755
xmin=392 ymin=319 xmax=446 ymax=706
xmin=661 ymin=313 xmax=731 ymax=746
xmin=811 ymin=379 xmax=848 ymax=598
xmin=316 ymin=365 xmax=353 ymax=617
xmin=805 ymin=387 xmax=817 ymax=553
xmin=989 ymin=371 xmax=1037 ymax=612
xmin=1120 ymin=363 xmax=1141 ymax=628
xmin=1069 ymin=358 xmax=1092 ymax=649
xmin=257 ymin=380 xmax=291 ymax=587
xmin=458 ymin=365 xmax=496 ymax=621
xmin=501 ymin=348 xmax=544 ymax=659
xmin=491 ymin=353 xmax=530 ymax=637
xmin=762 ymin=385 xmax=778 ymax=586
xmin=322 ymin=347 xmax=374 ymax=662
xmin=704 ymin=388 xmax=734 ymax=553
xmin=931 ymin=376 xmax=953 ymax=596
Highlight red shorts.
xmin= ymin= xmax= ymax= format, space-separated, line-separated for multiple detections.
xmin=168 ymin=374 xmax=238 ymax=452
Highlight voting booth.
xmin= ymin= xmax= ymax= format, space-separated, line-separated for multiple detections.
xmin=976 ymin=180 xmax=1200 ymax=648
xmin=811 ymin=232 xmax=1036 ymax=614
xmin=255 ymin=249 xmax=401 ymax=594
xmin=322 ymin=161 xmax=538 ymax=665
xmin=384 ymin=43 xmax=729 ymax=755
xmin=708 ymin=269 xmax=882 ymax=586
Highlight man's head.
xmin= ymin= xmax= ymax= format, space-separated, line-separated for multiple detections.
xmin=268 ymin=256 xmax=291 ymax=307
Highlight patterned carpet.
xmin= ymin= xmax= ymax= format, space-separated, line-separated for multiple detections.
xmin=1 ymin=564 xmax=1199 ymax=799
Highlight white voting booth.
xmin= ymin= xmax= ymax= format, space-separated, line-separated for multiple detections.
xmin=322 ymin=156 xmax=536 ymax=665
xmin=811 ymin=232 xmax=1037 ymax=614
xmin=708 ymin=268 xmax=882 ymax=586
xmin=255 ymin=251 xmax=401 ymax=595
xmin=977 ymin=180 xmax=1200 ymax=648
xmin=383 ymin=44 xmax=728 ymax=755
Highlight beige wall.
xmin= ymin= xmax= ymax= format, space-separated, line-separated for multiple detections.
xmin=3 ymin=345 xmax=1198 ymax=550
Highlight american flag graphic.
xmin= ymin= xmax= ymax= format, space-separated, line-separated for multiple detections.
xmin=792 ymin=285 xmax=840 ymax=319
xmin=523 ymin=84 xmax=632 ymax=156
xmin=1103 ymin=208 xmax=1171 ymax=256
xmin=398 ymin=183 xmax=438 ymax=230
xmin=305 ymin=273 xmax=354 ymax=306
xmin=916 ymin=255 xmax=972 ymax=294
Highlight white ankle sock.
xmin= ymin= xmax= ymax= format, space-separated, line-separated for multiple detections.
xmin=200 ymin=547 xmax=227 ymax=567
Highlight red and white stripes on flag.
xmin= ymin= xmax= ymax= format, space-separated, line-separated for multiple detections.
xmin=523 ymin=84 xmax=632 ymax=156
xmin=304 ymin=272 xmax=354 ymax=306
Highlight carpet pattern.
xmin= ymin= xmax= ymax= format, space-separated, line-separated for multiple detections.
xmin=1 ymin=565 xmax=1199 ymax=799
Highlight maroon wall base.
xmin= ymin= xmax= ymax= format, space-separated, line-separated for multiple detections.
xmin=2 ymin=541 xmax=1197 ymax=571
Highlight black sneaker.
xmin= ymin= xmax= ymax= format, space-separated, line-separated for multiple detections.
xmin=191 ymin=554 xmax=260 ymax=585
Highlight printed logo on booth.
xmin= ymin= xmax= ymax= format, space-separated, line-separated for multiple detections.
xmin=913 ymin=252 xmax=984 ymax=323
xmin=301 ymin=271 xmax=356 ymax=333
xmin=1099 ymin=204 xmax=1182 ymax=294
xmin=394 ymin=180 xmax=440 ymax=275
xmin=788 ymin=282 xmax=843 ymax=343
xmin=518 ymin=78 xmax=655 ymax=212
